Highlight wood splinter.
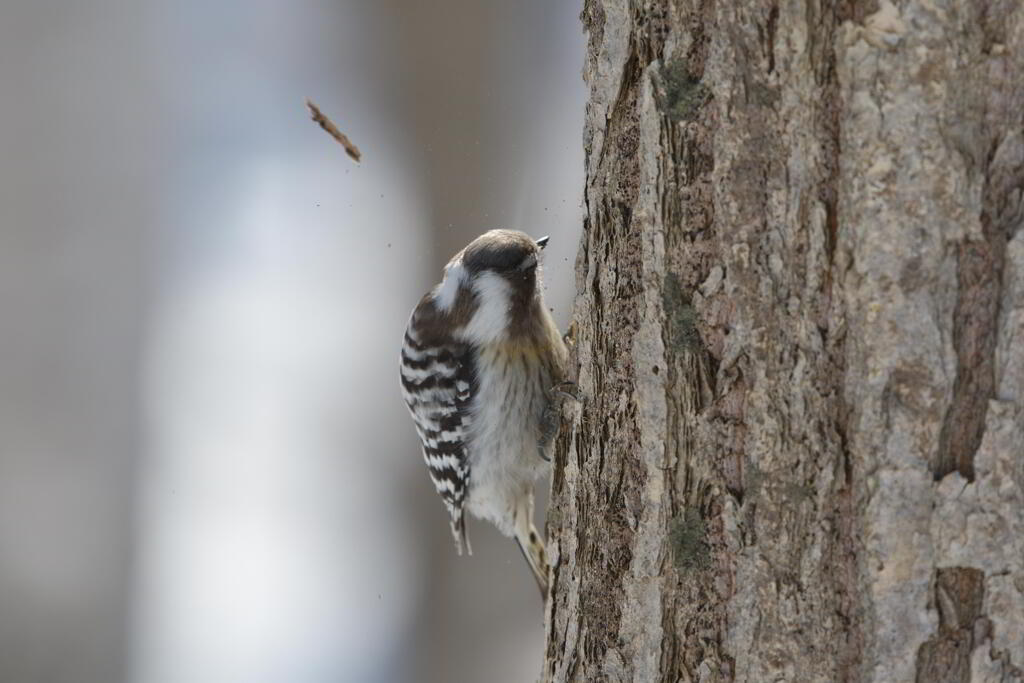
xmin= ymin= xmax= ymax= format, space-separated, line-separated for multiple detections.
xmin=305 ymin=98 xmax=361 ymax=162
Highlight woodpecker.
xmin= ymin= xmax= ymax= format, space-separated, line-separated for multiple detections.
xmin=400 ymin=229 xmax=568 ymax=598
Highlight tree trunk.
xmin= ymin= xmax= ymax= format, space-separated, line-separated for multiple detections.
xmin=543 ymin=1 xmax=1024 ymax=681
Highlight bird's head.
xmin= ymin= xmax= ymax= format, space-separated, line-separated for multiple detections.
xmin=434 ymin=230 xmax=550 ymax=344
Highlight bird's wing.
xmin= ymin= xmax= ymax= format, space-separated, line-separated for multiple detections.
xmin=400 ymin=328 xmax=476 ymax=555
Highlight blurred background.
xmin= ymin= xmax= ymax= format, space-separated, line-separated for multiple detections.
xmin=0 ymin=2 xmax=584 ymax=682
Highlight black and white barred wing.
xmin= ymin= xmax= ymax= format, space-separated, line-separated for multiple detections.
xmin=400 ymin=331 xmax=475 ymax=555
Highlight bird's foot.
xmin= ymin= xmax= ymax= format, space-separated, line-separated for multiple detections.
xmin=550 ymin=380 xmax=581 ymax=403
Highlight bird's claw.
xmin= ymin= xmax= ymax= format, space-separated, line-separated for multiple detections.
xmin=550 ymin=380 xmax=581 ymax=403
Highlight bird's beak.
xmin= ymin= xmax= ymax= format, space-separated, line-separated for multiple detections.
xmin=536 ymin=236 xmax=550 ymax=250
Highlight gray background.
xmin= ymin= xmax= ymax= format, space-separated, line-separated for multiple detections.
xmin=0 ymin=2 xmax=585 ymax=681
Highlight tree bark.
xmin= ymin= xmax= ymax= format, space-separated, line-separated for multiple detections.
xmin=543 ymin=1 xmax=1024 ymax=681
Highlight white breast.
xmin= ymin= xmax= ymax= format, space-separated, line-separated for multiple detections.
xmin=464 ymin=345 xmax=551 ymax=536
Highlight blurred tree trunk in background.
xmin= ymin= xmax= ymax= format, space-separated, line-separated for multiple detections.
xmin=544 ymin=1 xmax=1024 ymax=681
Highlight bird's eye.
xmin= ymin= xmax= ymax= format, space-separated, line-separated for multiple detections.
xmin=517 ymin=254 xmax=538 ymax=271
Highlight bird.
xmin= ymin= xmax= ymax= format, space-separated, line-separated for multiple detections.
xmin=399 ymin=229 xmax=568 ymax=598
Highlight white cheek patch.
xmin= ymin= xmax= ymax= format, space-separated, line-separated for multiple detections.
xmin=434 ymin=261 xmax=466 ymax=312
xmin=462 ymin=271 xmax=511 ymax=344
xmin=518 ymin=254 xmax=537 ymax=270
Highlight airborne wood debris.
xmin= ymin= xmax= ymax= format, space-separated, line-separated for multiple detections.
xmin=305 ymin=98 xmax=361 ymax=162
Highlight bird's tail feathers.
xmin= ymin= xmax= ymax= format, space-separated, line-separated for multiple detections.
xmin=450 ymin=507 xmax=472 ymax=556
xmin=513 ymin=495 xmax=549 ymax=599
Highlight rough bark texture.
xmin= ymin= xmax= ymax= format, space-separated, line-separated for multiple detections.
xmin=543 ymin=1 xmax=1024 ymax=681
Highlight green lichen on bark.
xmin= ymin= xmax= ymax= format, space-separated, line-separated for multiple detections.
xmin=663 ymin=273 xmax=701 ymax=352
xmin=660 ymin=60 xmax=710 ymax=122
xmin=668 ymin=507 xmax=710 ymax=571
